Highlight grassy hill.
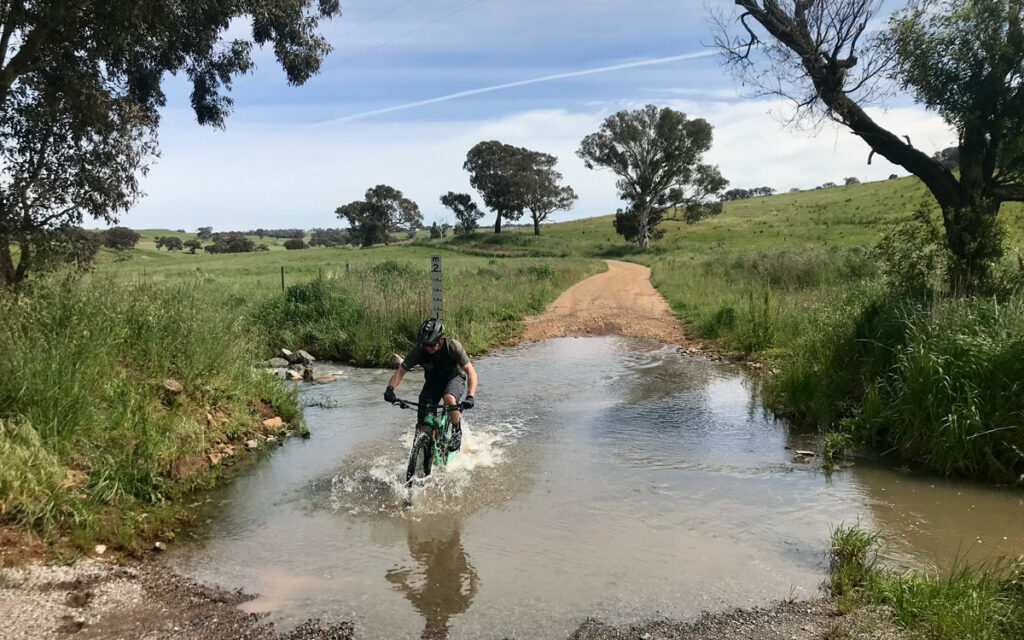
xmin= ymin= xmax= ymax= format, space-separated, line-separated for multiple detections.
xmin=424 ymin=176 xmax=1024 ymax=258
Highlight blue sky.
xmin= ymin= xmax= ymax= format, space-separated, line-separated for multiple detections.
xmin=125 ymin=0 xmax=953 ymax=231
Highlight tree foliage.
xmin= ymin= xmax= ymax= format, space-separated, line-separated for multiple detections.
xmin=439 ymin=192 xmax=485 ymax=234
xmin=183 ymin=239 xmax=202 ymax=254
xmin=577 ymin=105 xmax=727 ymax=248
xmin=522 ymin=152 xmax=577 ymax=235
xmin=721 ymin=186 xmax=776 ymax=201
xmin=155 ymin=236 xmax=183 ymax=251
xmin=309 ymin=228 xmax=349 ymax=247
xmin=463 ymin=141 xmax=531 ymax=233
xmin=0 ymin=0 xmax=340 ymax=288
xmin=103 ymin=226 xmax=140 ymax=251
xmin=31 ymin=227 xmax=103 ymax=273
xmin=204 ymin=232 xmax=256 ymax=254
xmin=196 ymin=227 xmax=214 ymax=241
xmin=336 ymin=185 xmax=422 ymax=247
xmin=719 ymin=0 xmax=1024 ymax=292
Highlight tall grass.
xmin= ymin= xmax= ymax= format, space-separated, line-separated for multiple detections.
xmin=255 ymin=257 xmax=602 ymax=365
xmin=772 ymin=292 xmax=1024 ymax=483
xmin=829 ymin=524 xmax=1024 ymax=640
xmin=0 ymin=271 xmax=299 ymax=547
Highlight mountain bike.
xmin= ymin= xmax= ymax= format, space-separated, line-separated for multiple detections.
xmin=390 ymin=398 xmax=463 ymax=486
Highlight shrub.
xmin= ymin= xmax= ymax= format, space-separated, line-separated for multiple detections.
xmin=284 ymin=238 xmax=307 ymax=250
xmin=874 ymin=201 xmax=946 ymax=294
xmin=103 ymin=226 xmax=140 ymax=250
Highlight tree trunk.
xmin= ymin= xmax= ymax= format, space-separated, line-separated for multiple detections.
xmin=638 ymin=207 xmax=649 ymax=250
xmin=940 ymin=197 xmax=1004 ymax=294
xmin=494 ymin=211 xmax=502 ymax=233
xmin=0 ymin=231 xmax=14 ymax=288
xmin=533 ymin=215 xmax=540 ymax=235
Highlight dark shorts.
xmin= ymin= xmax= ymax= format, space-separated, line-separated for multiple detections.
xmin=419 ymin=373 xmax=467 ymax=405
xmin=417 ymin=374 xmax=467 ymax=424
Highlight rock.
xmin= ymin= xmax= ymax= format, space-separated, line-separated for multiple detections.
xmin=389 ymin=353 xmax=404 ymax=368
xmin=94 ymin=544 xmax=107 ymax=555
xmin=296 ymin=349 xmax=315 ymax=363
xmin=285 ymin=369 xmax=303 ymax=381
xmin=163 ymin=378 xmax=184 ymax=394
xmin=795 ymin=450 xmax=816 ymax=457
xmin=280 ymin=348 xmax=296 ymax=362
xmin=245 ymin=439 xmax=258 ymax=450
xmin=61 ymin=469 xmax=88 ymax=489
xmin=154 ymin=541 xmax=167 ymax=552
xmin=267 ymin=357 xmax=289 ymax=368
xmin=266 ymin=436 xmax=278 ymax=444
xmin=302 ymin=365 xmax=314 ymax=382
xmin=207 ymin=452 xmax=223 ymax=465
xmin=262 ymin=416 xmax=283 ymax=428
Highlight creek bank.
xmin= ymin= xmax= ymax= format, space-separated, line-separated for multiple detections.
xmin=0 ymin=559 xmax=352 ymax=640
xmin=0 ymin=559 xmax=905 ymax=640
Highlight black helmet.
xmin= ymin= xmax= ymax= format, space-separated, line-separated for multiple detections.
xmin=417 ymin=317 xmax=444 ymax=345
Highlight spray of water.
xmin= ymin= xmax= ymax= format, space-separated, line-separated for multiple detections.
xmin=328 ymin=417 xmax=531 ymax=518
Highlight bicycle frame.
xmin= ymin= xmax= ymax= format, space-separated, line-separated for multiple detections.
xmin=391 ymin=398 xmax=462 ymax=473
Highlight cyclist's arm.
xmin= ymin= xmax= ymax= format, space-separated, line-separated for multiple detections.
xmin=462 ymin=362 xmax=478 ymax=396
xmin=388 ymin=367 xmax=408 ymax=389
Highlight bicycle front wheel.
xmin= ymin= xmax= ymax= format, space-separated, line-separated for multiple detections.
xmin=405 ymin=432 xmax=433 ymax=484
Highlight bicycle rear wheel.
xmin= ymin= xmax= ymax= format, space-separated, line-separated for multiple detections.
xmin=405 ymin=432 xmax=433 ymax=484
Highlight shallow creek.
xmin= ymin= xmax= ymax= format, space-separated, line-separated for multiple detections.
xmin=171 ymin=337 xmax=1024 ymax=639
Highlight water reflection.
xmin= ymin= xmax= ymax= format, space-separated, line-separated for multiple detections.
xmin=385 ymin=518 xmax=479 ymax=640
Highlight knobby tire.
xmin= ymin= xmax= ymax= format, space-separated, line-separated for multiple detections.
xmin=406 ymin=432 xmax=433 ymax=485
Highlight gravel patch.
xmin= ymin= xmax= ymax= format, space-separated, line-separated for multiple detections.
xmin=0 ymin=559 xmax=351 ymax=640
xmin=2 ymin=559 xmax=904 ymax=640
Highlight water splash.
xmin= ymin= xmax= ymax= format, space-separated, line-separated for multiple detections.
xmin=328 ymin=417 xmax=531 ymax=518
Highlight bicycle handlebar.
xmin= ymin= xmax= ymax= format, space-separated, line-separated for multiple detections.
xmin=390 ymin=397 xmax=463 ymax=412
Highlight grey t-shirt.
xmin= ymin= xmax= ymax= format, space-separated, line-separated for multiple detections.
xmin=401 ymin=337 xmax=470 ymax=383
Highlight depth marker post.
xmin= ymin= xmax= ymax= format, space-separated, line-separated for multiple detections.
xmin=430 ymin=255 xmax=443 ymax=321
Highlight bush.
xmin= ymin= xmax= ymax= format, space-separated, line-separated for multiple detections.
xmin=204 ymin=232 xmax=256 ymax=253
xmin=284 ymin=238 xmax=307 ymax=250
xmin=104 ymin=226 xmax=140 ymax=250
xmin=874 ymin=201 xmax=946 ymax=294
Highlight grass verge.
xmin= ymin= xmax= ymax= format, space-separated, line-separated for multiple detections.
xmin=829 ymin=524 xmax=1024 ymax=640
xmin=0 ymin=271 xmax=301 ymax=555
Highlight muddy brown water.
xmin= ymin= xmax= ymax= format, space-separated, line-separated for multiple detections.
xmin=171 ymin=337 xmax=1024 ymax=640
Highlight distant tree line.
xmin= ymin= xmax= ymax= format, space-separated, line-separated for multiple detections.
xmin=720 ymin=186 xmax=775 ymax=201
xmin=244 ymin=228 xmax=305 ymax=240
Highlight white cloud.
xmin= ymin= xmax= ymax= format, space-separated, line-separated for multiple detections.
xmin=125 ymin=99 xmax=953 ymax=231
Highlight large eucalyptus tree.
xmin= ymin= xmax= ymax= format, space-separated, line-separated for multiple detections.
xmin=0 ymin=1 xmax=340 ymax=287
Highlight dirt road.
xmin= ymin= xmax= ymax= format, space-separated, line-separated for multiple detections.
xmin=521 ymin=260 xmax=689 ymax=345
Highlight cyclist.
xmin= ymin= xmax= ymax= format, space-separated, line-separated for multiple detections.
xmin=384 ymin=318 xmax=477 ymax=451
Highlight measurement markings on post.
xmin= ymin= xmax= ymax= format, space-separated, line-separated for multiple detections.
xmin=431 ymin=255 xmax=442 ymax=321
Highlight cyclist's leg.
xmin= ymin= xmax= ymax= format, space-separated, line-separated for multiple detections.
xmin=417 ymin=380 xmax=443 ymax=427
xmin=441 ymin=374 xmax=468 ymax=451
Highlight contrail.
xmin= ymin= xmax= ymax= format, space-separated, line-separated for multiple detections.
xmin=319 ymin=50 xmax=717 ymax=124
